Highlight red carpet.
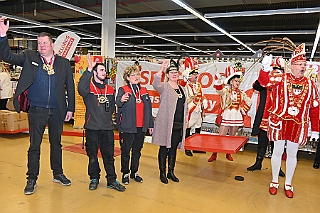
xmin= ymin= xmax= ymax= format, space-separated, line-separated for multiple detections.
xmin=63 ymin=143 xmax=121 ymax=157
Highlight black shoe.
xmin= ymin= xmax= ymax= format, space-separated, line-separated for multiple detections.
xmin=122 ymin=173 xmax=129 ymax=185
xmin=53 ymin=174 xmax=71 ymax=186
xmin=279 ymin=168 xmax=285 ymax=177
xmin=247 ymin=162 xmax=262 ymax=171
xmin=185 ymin=150 xmax=193 ymax=157
xmin=313 ymin=161 xmax=320 ymax=169
xmin=89 ymin=178 xmax=99 ymax=190
xmin=107 ymin=181 xmax=126 ymax=192
xmin=130 ymin=173 xmax=143 ymax=183
xmin=24 ymin=179 xmax=37 ymax=195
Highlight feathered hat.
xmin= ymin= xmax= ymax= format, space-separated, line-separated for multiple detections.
xmin=272 ymin=57 xmax=285 ymax=71
xmin=177 ymin=53 xmax=199 ymax=76
xmin=224 ymin=62 xmax=245 ymax=84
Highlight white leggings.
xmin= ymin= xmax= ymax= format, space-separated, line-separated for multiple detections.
xmin=271 ymin=140 xmax=299 ymax=185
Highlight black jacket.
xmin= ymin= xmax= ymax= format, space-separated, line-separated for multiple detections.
xmin=251 ymin=80 xmax=267 ymax=136
xmin=116 ymin=84 xmax=154 ymax=133
xmin=0 ymin=37 xmax=75 ymax=121
xmin=78 ymin=70 xmax=115 ymax=130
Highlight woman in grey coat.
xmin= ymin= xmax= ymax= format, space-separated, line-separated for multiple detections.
xmin=152 ymin=59 xmax=188 ymax=184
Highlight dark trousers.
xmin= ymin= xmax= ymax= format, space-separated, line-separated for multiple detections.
xmin=120 ymin=128 xmax=145 ymax=174
xmin=0 ymin=98 xmax=8 ymax=110
xmin=85 ymin=129 xmax=116 ymax=184
xmin=315 ymin=140 xmax=320 ymax=163
xmin=158 ymin=129 xmax=182 ymax=158
xmin=27 ymin=106 xmax=64 ymax=180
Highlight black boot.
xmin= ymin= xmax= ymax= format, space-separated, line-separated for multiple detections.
xmin=247 ymin=144 xmax=264 ymax=171
xmin=167 ymin=156 xmax=179 ymax=182
xmin=158 ymin=157 xmax=168 ymax=184
xmin=247 ymin=130 xmax=268 ymax=171
xmin=247 ymin=156 xmax=262 ymax=171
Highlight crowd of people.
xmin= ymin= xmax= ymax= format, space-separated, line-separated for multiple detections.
xmin=1 ymin=15 xmax=319 ymax=199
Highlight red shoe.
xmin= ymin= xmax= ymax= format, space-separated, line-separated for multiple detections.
xmin=284 ymin=184 xmax=294 ymax=198
xmin=208 ymin=153 xmax=217 ymax=162
xmin=269 ymin=182 xmax=279 ymax=195
xmin=226 ymin=153 xmax=233 ymax=161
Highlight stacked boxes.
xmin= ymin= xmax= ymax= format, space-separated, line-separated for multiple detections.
xmin=0 ymin=110 xmax=28 ymax=133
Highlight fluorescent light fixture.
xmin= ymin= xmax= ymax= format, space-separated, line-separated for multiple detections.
xmin=44 ymin=0 xmax=102 ymax=19
xmin=171 ymin=0 xmax=255 ymax=53
xmin=116 ymin=14 xmax=195 ymax=22
xmin=311 ymin=20 xmax=320 ymax=59
xmin=205 ymin=7 xmax=320 ymax=18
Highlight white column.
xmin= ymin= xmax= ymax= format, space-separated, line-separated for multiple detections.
xmin=101 ymin=0 xmax=116 ymax=58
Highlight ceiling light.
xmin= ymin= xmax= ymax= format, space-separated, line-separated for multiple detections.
xmin=205 ymin=7 xmax=320 ymax=18
xmin=171 ymin=0 xmax=255 ymax=53
xmin=44 ymin=0 xmax=101 ymax=19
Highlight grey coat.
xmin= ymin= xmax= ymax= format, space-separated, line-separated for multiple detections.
xmin=151 ymin=73 xmax=187 ymax=149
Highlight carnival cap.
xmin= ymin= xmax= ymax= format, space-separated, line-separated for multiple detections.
xmin=224 ymin=62 xmax=245 ymax=84
xmin=166 ymin=59 xmax=179 ymax=73
xmin=291 ymin=43 xmax=306 ymax=64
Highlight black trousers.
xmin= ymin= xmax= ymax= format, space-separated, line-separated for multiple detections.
xmin=158 ymin=129 xmax=182 ymax=158
xmin=315 ymin=140 xmax=320 ymax=163
xmin=85 ymin=129 xmax=116 ymax=184
xmin=27 ymin=106 xmax=64 ymax=180
xmin=120 ymin=128 xmax=145 ymax=174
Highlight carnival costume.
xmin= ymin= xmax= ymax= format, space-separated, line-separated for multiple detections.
xmin=179 ymin=56 xmax=208 ymax=156
xmin=258 ymin=44 xmax=319 ymax=198
xmin=247 ymin=58 xmax=286 ymax=177
xmin=208 ymin=63 xmax=252 ymax=162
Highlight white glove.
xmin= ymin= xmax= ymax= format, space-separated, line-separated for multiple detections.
xmin=240 ymin=108 xmax=246 ymax=116
xmin=310 ymin=131 xmax=319 ymax=141
xmin=182 ymin=67 xmax=190 ymax=80
xmin=261 ymin=54 xmax=273 ymax=72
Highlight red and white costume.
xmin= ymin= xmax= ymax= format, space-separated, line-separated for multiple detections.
xmin=179 ymin=57 xmax=208 ymax=132
xmin=185 ymin=81 xmax=207 ymax=129
xmin=214 ymin=65 xmax=251 ymax=127
xmin=262 ymin=44 xmax=320 ymax=198
xmin=258 ymin=64 xmax=319 ymax=146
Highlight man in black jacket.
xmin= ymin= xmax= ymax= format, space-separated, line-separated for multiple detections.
xmin=78 ymin=54 xmax=125 ymax=192
xmin=0 ymin=16 xmax=75 ymax=195
xmin=247 ymin=62 xmax=285 ymax=177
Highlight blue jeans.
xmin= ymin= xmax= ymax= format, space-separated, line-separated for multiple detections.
xmin=27 ymin=106 xmax=64 ymax=180
xmin=85 ymin=129 xmax=116 ymax=184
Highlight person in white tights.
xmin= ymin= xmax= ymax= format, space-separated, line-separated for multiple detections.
xmin=257 ymin=44 xmax=319 ymax=198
